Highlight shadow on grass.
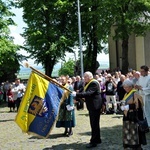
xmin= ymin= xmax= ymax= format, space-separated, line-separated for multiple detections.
xmin=112 ymin=115 xmax=123 ymax=119
xmin=0 ymin=110 xmax=16 ymax=113
xmin=43 ymin=142 xmax=98 ymax=150
xmin=29 ymin=124 xmax=150 ymax=150
xmin=78 ymin=113 xmax=89 ymax=117
xmin=0 ymin=119 xmax=14 ymax=122
xmin=29 ymin=133 xmax=68 ymax=140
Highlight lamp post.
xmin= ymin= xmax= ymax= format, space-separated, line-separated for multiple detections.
xmin=77 ymin=0 xmax=84 ymax=79
xmin=73 ymin=51 xmax=77 ymax=76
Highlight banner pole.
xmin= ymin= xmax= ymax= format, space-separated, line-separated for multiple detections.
xmin=24 ymin=63 xmax=71 ymax=92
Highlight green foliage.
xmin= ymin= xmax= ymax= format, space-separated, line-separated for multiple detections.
xmin=108 ymin=0 xmax=150 ymax=39
xmin=17 ymin=0 xmax=77 ymax=76
xmin=0 ymin=0 xmax=23 ymax=82
xmin=77 ymin=0 xmax=111 ymax=74
xmin=17 ymin=0 xmax=110 ymax=76
xmin=58 ymin=59 xmax=75 ymax=76
xmin=16 ymin=0 xmax=150 ymax=75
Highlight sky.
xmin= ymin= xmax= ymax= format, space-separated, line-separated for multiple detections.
xmin=9 ymin=7 xmax=109 ymax=71
xmin=9 ymin=7 xmax=38 ymax=67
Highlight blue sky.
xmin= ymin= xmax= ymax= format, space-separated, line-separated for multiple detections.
xmin=9 ymin=7 xmax=38 ymax=67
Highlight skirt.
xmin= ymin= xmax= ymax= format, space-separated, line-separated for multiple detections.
xmin=123 ymin=121 xmax=140 ymax=149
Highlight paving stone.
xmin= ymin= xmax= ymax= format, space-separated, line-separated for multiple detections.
xmin=0 ymin=106 xmax=150 ymax=150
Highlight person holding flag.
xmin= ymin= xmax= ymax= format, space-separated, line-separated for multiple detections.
xmin=72 ymin=71 xmax=102 ymax=148
xmin=15 ymin=67 xmax=72 ymax=138
xmin=56 ymin=75 xmax=76 ymax=137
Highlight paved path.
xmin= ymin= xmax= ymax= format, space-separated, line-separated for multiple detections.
xmin=0 ymin=106 xmax=150 ymax=150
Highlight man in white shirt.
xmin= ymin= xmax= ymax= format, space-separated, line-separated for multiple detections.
xmin=135 ymin=65 xmax=150 ymax=127
xmin=12 ymin=78 xmax=25 ymax=111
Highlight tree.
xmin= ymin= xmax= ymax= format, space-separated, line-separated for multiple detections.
xmin=17 ymin=0 xmax=78 ymax=77
xmin=0 ymin=0 xmax=23 ymax=82
xmin=79 ymin=0 xmax=110 ymax=74
xmin=58 ymin=59 xmax=75 ymax=76
xmin=103 ymin=0 xmax=150 ymax=74
xmin=0 ymin=39 xmax=20 ymax=82
xmin=17 ymin=0 xmax=112 ymax=77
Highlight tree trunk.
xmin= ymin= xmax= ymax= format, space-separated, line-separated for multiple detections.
xmin=121 ymin=38 xmax=129 ymax=74
xmin=44 ymin=55 xmax=56 ymax=77
xmin=84 ymin=23 xmax=98 ymax=75
xmin=91 ymin=4 xmax=98 ymax=75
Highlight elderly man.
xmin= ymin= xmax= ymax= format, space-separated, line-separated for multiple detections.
xmin=132 ymin=71 xmax=141 ymax=85
xmin=135 ymin=65 xmax=150 ymax=127
xmin=72 ymin=71 xmax=102 ymax=148
xmin=117 ymin=74 xmax=126 ymax=101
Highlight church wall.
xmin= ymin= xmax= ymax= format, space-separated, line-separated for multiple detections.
xmin=128 ymin=34 xmax=136 ymax=70
xmin=135 ymin=36 xmax=145 ymax=70
xmin=108 ymin=26 xmax=149 ymax=72
xmin=144 ymin=32 xmax=150 ymax=67
xmin=108 ymin=26 xmax=117 ymax=71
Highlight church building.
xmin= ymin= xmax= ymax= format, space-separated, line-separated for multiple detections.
xmin=108 ymin=26 xmax=150 ymax=72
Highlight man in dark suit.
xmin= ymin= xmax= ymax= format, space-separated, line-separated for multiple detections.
xmin=117 ymin=74 xmax=126 ymax=101
xmin=73 ymin=75 xmax=84 ymax=110
xmin=72 ymin=71 xmax=102 ymax=148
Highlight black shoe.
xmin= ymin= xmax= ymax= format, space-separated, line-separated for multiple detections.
xmin=67 ymin=131 xmax=73 ymax=137
xmin=96 ymin=140 xmax=102 ymax=144
xmin=106 ymin=111 xmax=111 ymax=114
xmin=86 ymin=143 xmax=97 ymax=148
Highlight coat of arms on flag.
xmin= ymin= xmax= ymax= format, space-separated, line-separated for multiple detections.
xmin=28 ymin=95 xmax=48 ymax=117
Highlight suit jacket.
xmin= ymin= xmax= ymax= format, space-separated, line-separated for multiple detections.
xmin=76 ymin=80 xmax=102 ymax=111
xmin=117 ymin=81 xmax=126 ymax=100
xmin=74 ymin=80 xmax=84 ymax=92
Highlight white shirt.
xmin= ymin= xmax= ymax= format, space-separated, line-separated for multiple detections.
xmin=12 ymin=83 xmax=25 ymax=100
xmin=136 ymin=75 xmax=150 ymax=96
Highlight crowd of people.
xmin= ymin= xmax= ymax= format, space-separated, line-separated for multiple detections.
xmin=0 ymin=65 xmax=150 ymax=149
xmin=0 ymin=78 xmax=26 ymax=112
xmin=55 ymin=65 xmax=150 ymax=149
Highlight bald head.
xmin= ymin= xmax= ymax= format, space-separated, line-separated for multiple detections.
xmin=84 ymin=71 xmax=93 ymax=83
xmin=120 ymin=75 xmax=126 ymax=82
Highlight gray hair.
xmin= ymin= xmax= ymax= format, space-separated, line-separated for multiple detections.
xmin=122 ymin=79 xmax=134 ymax=87
xmin=84 ymin=71 xmax=93 ymax=79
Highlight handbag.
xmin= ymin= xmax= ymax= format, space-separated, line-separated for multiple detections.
xmin=137 ymin=118 xmax=149 ymax=133
xmin=132 ymin=95 xmax=149 ymax=133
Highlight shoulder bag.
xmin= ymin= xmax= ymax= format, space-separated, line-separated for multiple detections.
xmin=137 ymin=118 xmax=149 ymax=133
xmin=133 ymin=94 xmax=149 ymax=133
